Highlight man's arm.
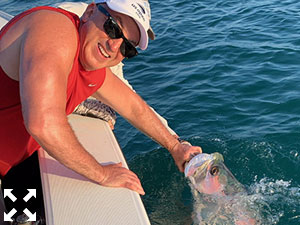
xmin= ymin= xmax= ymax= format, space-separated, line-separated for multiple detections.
xmin=93 ymin=68 xmax=202 ymax=172
xmin=17 ymin=11 xmax=144 ymax=195
xmin=109 ymin=62 xmax=178 ymax=137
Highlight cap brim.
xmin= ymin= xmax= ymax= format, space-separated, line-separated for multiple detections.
xmin=148 ymin=27 xmax=155 ymax=40
xmin=135 ymin=23 xmax=148 ymax=50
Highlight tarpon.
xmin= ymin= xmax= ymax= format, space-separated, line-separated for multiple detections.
xmin=185 ymin=153 xmax=261 ymax=224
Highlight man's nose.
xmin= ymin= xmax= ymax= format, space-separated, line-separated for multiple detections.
xmin=107 ymin=38 xmax=123 ymax=52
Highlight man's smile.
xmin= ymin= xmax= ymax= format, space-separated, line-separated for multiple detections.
xmin=98 ymin=43 xmax=110 ymax=58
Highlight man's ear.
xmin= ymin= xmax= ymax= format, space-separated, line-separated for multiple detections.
xmin=81 ymin=2 xmax=96 ymax=22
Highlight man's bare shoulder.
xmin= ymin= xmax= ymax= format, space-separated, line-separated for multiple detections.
xmin=1 ymin=9 xmax=78 ymax=56
xmin=28 ymin=9 xmax=75 ymax=27
xmin=25 ymin=9 xmax=78 ymax=44
xmin=22 ymin=9 xmax=79 ymax=68
xmin=0 ymin=9 xmax=79 ymax=81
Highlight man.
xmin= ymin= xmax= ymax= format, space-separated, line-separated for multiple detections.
xmin=0 ymin=0 xmax=202 ymax=220
xmin=57 ymin=2 xmax=177 ymax=135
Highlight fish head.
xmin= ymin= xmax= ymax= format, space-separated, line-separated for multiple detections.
xmin=185 ymin=152 xmax=245 ymax=195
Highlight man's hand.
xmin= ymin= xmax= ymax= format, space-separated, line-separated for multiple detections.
xmin=170 ymin=142 xmax=202 ymax=172
xmin=99 ymin=162 xmax=145 ymax=195
xmin=108 ymin=119 xmax=115 ymax=130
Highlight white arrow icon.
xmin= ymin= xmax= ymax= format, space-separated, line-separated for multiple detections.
xmin=4 ymin=208 xmax=17 ymax=221
xmin=4 ymin=189 xmax=17 ymax=202
xmin=23 ymin=208 xmax=36 ymax=222
xmin=23 ymin=189 xmax=36 ymax=202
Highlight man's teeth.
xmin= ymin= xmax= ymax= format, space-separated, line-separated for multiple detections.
xmin=98 ymin=44 xmax=110 ymax=58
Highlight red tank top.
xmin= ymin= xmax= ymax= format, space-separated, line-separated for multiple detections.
xmin=0 ymin=6 xmax=106 ymax=177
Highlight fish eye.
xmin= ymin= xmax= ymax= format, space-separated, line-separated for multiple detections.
xmin=210 ymin=166 xmax=219 ymax=176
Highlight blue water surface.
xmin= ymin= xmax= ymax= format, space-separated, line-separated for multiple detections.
xmin=1 ymin=0 xmax=299 ymax=224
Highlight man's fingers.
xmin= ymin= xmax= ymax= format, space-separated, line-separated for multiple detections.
xmin=195 ymin=146 xmax=202 ymax=153
xmin=117 ymin=172 xmax=145 ymax=195
xmin=188 ymin=146 xmax=202 ymax=154
xmin=188 ymin=148 xmax=202 ymax=160
xmin=173 ymin=144 xmax=203 ymax=172
xmin=101 ymin=163 xmax=145 ymax=195
xmin=124 ymin=179 xmax=145 ymax=195
xmin=108 ymin=120 xmax=114 ymax=130
xmin=178 ymin=163 xmax=185 ymax=173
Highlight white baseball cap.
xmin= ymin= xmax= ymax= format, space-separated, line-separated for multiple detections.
xmin=95 ymin=0 xmax=153 ymax=50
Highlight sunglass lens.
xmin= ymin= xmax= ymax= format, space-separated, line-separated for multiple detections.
xmin=104 ymin=19 xmax=122 ymax=39
xmin=124 ymin=41 xmax=138 ymax=59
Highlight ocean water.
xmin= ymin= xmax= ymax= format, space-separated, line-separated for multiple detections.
xmin=1 ymin=0 xmax=299 ymax=224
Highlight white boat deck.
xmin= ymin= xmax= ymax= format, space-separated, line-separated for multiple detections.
xmin=39 ymin=114 xmax=150 ymax=225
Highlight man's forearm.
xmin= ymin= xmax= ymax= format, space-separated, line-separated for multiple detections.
xmin=150 ymin=107 xmax=177 ymax=136
xmin=121 ymin=94 xmax=179 ymax=153
xmin=28 ymin=116 xmax=105 ymax=184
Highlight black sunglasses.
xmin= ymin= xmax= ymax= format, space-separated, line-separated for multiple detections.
xmin=97 ymin=4 xmax=138 ymax=59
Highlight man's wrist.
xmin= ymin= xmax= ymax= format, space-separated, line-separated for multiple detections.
xmin=170 ymin=140 xmax=180 ymax=153
xmin=97 ymin=164 xmax=106 ymax=185
xmin=177 ymin=138 xmax=192 ymax=146
xmin=169 ymin=137 xmax=192 ymax=153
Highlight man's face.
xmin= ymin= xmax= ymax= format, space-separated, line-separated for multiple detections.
xmin=79 ymin=3 xmax=140 ymax=71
